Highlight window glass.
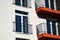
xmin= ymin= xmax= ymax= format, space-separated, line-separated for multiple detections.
xmin=58 ymin=22 xmax=60 ymax=35
xmin=45 ymin=0 xmax=49 ymax=8
xmin=56 ymin=0 xmax=60 ymax=10
xmin=22 ymin=0 xmax=27 ymax=7
xmin=50 ymin=0 xmax=54 ymax=9
xmin=15 ymin=0 xmax=21 ymax=6
xmin=23 ymin=16 xmax=28 ymax=33
xmin=15 ymin=15 xmax=22 ymax=32
xmin=46 ymin=20 xmax=51 ymax=34
xmin=15 ymin=0 xmax=31 ymax=7
xmin=52 ymin=21 xmax=56 ymax=35
xmin=46 ymin=20 xmax=57 ymax=35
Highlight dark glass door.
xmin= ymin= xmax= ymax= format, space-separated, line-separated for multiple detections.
xmin=52 ymin=21 xmax=56 ymax=35
xmin=45 ymin=0 xmax=49 ymax=8
xmin=47 ymin=20 xmax=51 ymax=34
xmin=50 ymin=0 xmax=54 ymax=9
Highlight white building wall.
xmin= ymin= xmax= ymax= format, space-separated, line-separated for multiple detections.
xmin=0 ymin=0 xmax=15 ymax=40
xmin=0 ymin=0 xmax=46 ymax=40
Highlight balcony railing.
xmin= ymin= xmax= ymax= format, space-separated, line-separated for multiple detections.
xmin=36 ymin=23 xmax=58 ymax=35
xmin=13 ymin=22 xmax=32 ymax=34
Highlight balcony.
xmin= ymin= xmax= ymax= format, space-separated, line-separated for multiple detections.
xmin=37 ymin=23 xmax=60 ymax=40
xmin=36 ymin=7 xmax=60 ymax=22
xmin=13 ymin=22 xmax=32 ymax=34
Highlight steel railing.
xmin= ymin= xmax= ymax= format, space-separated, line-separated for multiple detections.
xmin=13 ymin=22 xmax=33 ymax=34
xmin=36 ymin=23 xmax=58 ymax=35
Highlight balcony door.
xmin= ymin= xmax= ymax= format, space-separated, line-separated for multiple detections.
xmin=46 ymin=20 xmax=57 ymax=35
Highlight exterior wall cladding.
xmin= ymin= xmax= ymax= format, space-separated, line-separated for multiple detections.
xmin=0 ymin=0 xmax=60 ymax=40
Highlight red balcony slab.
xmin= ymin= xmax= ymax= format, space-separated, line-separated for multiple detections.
xmin=38 ymin=33 xmax=60 ymax=40
xmin=36 ymin=7 xmax=60 ymax=21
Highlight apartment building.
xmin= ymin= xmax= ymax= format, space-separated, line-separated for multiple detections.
xmin=35 ymin=0 xmax=60 ymax=40
xmin=0 ymin=0 xmax=60 ymax=40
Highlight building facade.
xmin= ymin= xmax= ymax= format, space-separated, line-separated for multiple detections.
xmin=0 ymin=0 xmax=60 ymax=40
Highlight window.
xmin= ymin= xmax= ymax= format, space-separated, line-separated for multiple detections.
xmin=50 ymin=0 xmax=54 ymax=9
xmin=47 ymin=20 xmax=51 ymax=34
xmin=45 ymin=0 xmax=49 ymax=8
xmin=58 ymin=22 xmax=60 ymax=35
xmin=15 ymin=0 xmax=31 ymax=7
xmin=16 ymin=38 xmax=29 ymax=40
xmin=14 ymin=10 xmax=32 ymax=34
xmin=15 ymin=0 xmax=21 ymax=6
xmin=23 ymin=16 xmax=28 ymax=33
xmin=16 ymin=15 xmax=21 ymax=32
xmin=46 ymin=20 xmax=57 ymax=35
xmin=56 ymin=0 xmax=60 ymax=10
xmin=45 ymin=0 xmax=55 ymax=9
xmin=15 ymin=10 xmax=28 ymax=33
xmin=15 ymin=15 xmax=28 ymax=34
xmin=52 ymin=21 xmax=56 ymax=35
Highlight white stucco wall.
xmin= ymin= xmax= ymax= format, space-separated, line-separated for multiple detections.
xmin=0 ymin=0 xmax=46 ymax=40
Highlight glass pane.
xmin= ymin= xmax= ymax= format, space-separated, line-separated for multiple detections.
xmin=47 ymin=20 xmax=51 ymax=34
xmin=45 ymin=0 xmax=49 ymax=8
xmin=52 ymin=21 xmax=56 ymax=35
xmin=15 ymin=15 xmax=21 ymax=32
xmin=23 ymin=16 xmax=28 ymax=33
xmin=58 ymin=22 xmax=60 ymax=35
xmin=22 ymin=0 xmax=27 ymax=7
xmin=15 ymin=0 xmax=21 ymax=6
xmin=56 ymin=0 xmax=60 ymax=10
xmin=50 ymin=0 xmax=54 ymax=9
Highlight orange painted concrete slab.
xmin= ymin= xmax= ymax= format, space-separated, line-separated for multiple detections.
xmin=36 ymin=7 xmax=60 ymax=21
xmin=38 ymin=33 xmax=60 ymax=40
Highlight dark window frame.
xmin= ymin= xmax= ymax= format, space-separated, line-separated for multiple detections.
xmin=16 ymin=38 xmax=30 ymax=40
xmin=15 ymin=10 xmax=28 ymax=15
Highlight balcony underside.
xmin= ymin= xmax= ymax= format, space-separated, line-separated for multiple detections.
xmin=38 ymin=33 xmax=60 ymax=40
xmin=36 ymin=7 xmax=60 ymax=21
